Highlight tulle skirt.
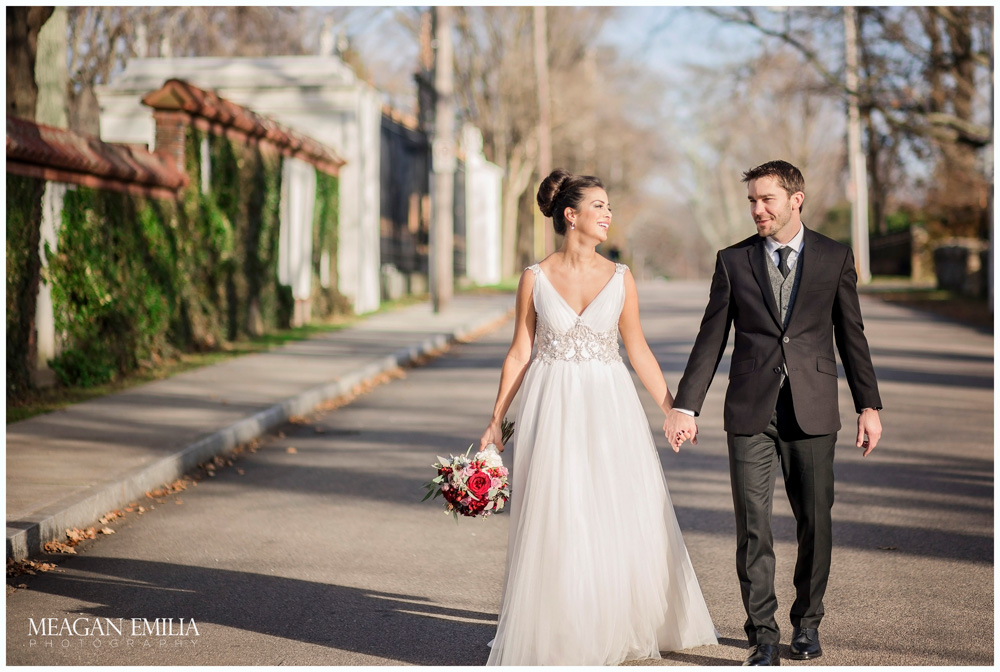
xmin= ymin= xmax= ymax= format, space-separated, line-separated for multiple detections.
xmin=486 ymin=359 xmax=717 ymax=665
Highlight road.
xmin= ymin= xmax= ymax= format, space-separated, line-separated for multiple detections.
xmin=6 ymin=280 xmax=993 ymax=666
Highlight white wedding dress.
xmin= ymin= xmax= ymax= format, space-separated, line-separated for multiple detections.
xmin=486 ymin=263 xmax=717 ymax=666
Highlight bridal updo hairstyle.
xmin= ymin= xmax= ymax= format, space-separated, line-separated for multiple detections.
xmin=536 ymin=169 xmax=605 ymax=236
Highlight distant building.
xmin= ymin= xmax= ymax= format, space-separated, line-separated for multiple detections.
xmin=98 ymin=56 xmax=382 ymax=314
xmin=98 ymin=54 xmax=504 ymax=310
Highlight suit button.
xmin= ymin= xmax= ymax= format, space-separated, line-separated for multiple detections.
xmin=773 ymin=367 xmax=781 ymax=374
xmin=782 ymin=336 xmax=790 ymax=343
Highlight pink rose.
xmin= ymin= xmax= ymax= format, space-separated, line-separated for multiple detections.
xmin=491 ymin=477 xmax=502 ymax=489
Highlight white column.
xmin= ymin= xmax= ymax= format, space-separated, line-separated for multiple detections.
xmin=337 ymin=96 xmax=362 ymax=313
xmin=357 ymin=87 xmax=382 ymax=314
xmin=36 ymin=183 xmax=69 ymax=372
xmin=463 ymin=124 xmax=503 ymax=285
xmin=279 ymin=157 xmax=317 ymax=325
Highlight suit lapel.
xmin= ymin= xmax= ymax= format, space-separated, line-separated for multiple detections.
xmin=749 ymin=239 xmax=782 ymax=327
xmin=797 ymin=226 xmax=824 ymax=291
xmin=786 ymin=226 xmax=824 ymax=329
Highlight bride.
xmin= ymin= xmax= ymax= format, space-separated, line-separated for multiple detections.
xmin=479 ymin=169 xmax=718 ymax=665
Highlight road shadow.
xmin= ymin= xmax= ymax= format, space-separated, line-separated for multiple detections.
xmin=9 ymin=555 xmax=496 ymax=665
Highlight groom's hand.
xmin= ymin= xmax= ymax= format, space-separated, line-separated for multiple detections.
xmin=663 ymin=410 xmax=698 ymax=453
xmin=857 ymin=408 xmax=882 ymax=457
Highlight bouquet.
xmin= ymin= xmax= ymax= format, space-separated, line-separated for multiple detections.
xmin=423 ymin=419 xmax=514 ymax=519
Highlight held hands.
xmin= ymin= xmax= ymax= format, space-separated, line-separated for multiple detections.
xmin=857 ymin=408 xmax=882 ymax=457
xmin=480 ymin=422 xmax=505 ymax=453
xmin=663 ymin=410 xmax=698 ymax=453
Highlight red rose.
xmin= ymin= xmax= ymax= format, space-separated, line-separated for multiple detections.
xmin=467 ymin=501 xmax=486 ymax=516
xmin=466 ymin=471 xmax=492 ymax=498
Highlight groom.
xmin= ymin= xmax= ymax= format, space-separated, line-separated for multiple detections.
xmin=665 ymin=160 xmax=882 ymax=666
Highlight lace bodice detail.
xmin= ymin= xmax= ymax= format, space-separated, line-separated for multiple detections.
xmin=535 ymin=317 xmax=622 ymax=364
xmin=528 ymin=263 xmax=626 ymax=366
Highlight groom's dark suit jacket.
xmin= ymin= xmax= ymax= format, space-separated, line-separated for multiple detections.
xmin=674 ymin=227 xmax=881 ymax=436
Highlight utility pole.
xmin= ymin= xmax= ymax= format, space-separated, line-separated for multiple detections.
xmin=534 ymin=6 xmax=554 ymax=257
xmin=844 ymin=6 xmax=871 ymax=283
xmin=430 ymin=6 xmax=455 ymax=312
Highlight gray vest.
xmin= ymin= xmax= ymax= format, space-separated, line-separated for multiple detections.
xmin=766 ymin=249 xmax=802 ymax=327
xmin=767 ymin=250 xmax=802 ymax=384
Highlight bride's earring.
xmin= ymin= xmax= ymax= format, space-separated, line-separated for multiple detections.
xmin=570 ymin=219 xmax=576 ymax=230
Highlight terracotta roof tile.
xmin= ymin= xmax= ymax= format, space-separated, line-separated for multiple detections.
xmin=6 ymin=116 xmax=186 ymax=192
xmin=142 ymin=79 xmax=345 ymax=173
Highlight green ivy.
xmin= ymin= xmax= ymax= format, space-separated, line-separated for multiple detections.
xmin=6 ymin=174 xmax=46 ymax=399
xmin=34 ymin=131 xmax=283 ymax=392
xmin=8 ymin=128 xmax=349 ymax=398
xmin=47 ymin=187 xmax=172 ymax=387
xmin=311 ymin=169 xmax=350 ymax=317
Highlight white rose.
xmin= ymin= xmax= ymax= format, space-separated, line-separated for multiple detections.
xmin=476 ymin=446 xmax=504 ymax=469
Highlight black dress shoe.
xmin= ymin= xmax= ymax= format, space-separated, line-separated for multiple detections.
xmin=789 ymin=627 xmax=822 ymax=660
xmin=743 ymin=643 xmax=780 ymax=666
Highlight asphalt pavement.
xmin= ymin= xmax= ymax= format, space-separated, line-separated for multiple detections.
xmin=5 ymin=280 xmax=993 ymax=666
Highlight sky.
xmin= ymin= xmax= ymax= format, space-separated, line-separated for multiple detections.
xmin=346 ymin=6 xmax=765 ymax=114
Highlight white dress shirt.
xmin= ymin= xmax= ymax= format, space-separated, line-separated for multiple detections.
xmin=764 ymin=222 xmax=805 ymax=274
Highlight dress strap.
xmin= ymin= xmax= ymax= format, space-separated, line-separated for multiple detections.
xmin=615 ymin=263 xmax=628 ymax=275
xmin=526 ymin=264 xmax=541 ymax=275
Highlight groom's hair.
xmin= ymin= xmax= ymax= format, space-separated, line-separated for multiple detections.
xmin=741 ymin=160 xmax=806 ymax=213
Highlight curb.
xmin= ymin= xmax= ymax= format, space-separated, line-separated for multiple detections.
xmin=6 ymin=302 xmax=514 ymax=561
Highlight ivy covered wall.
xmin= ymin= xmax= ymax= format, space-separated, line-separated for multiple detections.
xmin=5 ymin=128 xmax=342 ymax=398
xmin=6 ymin=174 xmax=46 ymax=399
xmin=311 ymin=170 xmax=349 ymax=317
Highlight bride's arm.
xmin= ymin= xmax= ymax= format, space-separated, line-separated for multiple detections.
xmin=480 ymin=270 xmax=536 ymax=451
xmin=619 ymin=269 xmax=674 ymax=416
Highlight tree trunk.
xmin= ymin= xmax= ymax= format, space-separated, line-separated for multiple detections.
xmin=6 ymin=6 xmax=53 ymax=121
xmin=500 ymin=135 xmax=537 ymax=278
xmin=6 ymin=7 xmax=52 ymax=398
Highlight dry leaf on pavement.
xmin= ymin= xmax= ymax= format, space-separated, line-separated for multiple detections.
xmin=44 ymin=541 xmax=76 ymax=554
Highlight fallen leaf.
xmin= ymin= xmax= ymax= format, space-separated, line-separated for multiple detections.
xmin=286 ymin=447 xmax=297 ymax=454
xmin=66 ymin=527 xmax=97 ymax=543
xmin=99 ymin=510 xmax=124 ymax=524
xmin=236 ymin=469 xmax=245 ymax=476
xmin=100 ymin=527 xmax=115 ymax=535
xmin=7 ymin=559 xmax=59 ymax=577
xmin=44 ymin=541 xmax=76 ymax=554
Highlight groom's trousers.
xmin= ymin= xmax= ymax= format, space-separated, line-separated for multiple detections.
xmin=727 ymin=383 xmax=837 ymax=646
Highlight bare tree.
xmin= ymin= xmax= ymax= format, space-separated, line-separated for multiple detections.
xmin=65 ymin=7 xmax=323 ymax=134
xmin=665 ymin=49 xmax=847 ymax=261
xmin=454 ymin=7 xmax=539 ymax=277
xmin=705 ymin=6 xmax=993 ymax=237
xmin=452 ymin=6 xmax=675 ymax=274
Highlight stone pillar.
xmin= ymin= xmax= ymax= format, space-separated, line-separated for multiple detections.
xmin=152 ymin=110 xmax=189 ymax=170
